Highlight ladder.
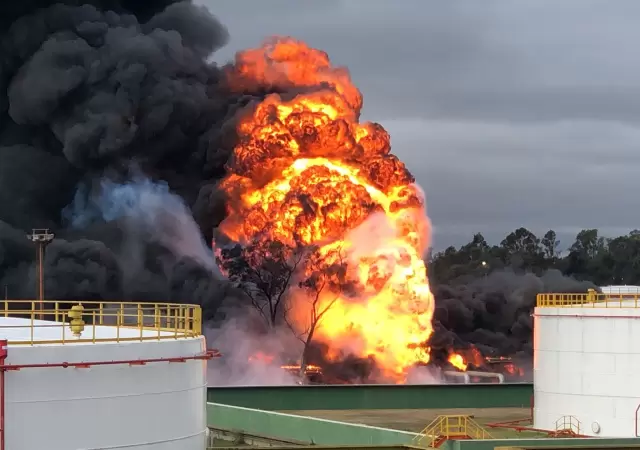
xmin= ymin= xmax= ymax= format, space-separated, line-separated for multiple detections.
xmin=412 ymin=415 xmax=493 ymax=448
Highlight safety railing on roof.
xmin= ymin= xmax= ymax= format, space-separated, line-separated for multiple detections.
xmin=0 ymin=300 xmax=202 ymax=345
xmin=537 ymin=290 xmax=640 ymax=308
xmin=555 ymin=415 xmax=582 ymax=435
xmin=412 ymin=414 xmax=493 ymax=448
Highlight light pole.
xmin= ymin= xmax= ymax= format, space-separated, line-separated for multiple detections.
xmin=481 ymin=260 xmax=488 ymax=278
xmin=27 ymin=229 xmax=54 ymax=320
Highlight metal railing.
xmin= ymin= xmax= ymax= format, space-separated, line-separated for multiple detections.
xmin=0 ymin=300 xmax=202 ymax=345
xmin=537 ymin=290 xmax=640 ymax=308
xmin=412 ymin=414 xmax=493 ymax=448
xmin=555 ymin=415 xmax=581 ymax=436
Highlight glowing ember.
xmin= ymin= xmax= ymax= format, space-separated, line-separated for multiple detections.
xmin=281 ymin=364 xmax=323 ymax=373
xmin=248 ymin=351 xmax=275 ymax=365
xmin=484 ymin=356 xmax=526 ymax=378
xmin=219 ymin=37 xmax=434 ymax=382
xmin=503 ymin=363 xmax=525 ymax=377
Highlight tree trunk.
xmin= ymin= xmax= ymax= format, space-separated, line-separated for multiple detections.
xmin=298 ymin=323 xmax=317 ymax=382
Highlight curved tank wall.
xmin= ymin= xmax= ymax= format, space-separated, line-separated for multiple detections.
xmin=534 ymin=305 xmax=640 ymax=437
xmin=4 ymin=318 xmax=207 ymax=450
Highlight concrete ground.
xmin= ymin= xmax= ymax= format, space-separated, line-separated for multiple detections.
xmin=287 ymin=407 xmax=548 ymax=439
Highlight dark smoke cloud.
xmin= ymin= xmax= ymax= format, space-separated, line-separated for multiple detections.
xmin=0 ymin=0 xmax=245 ymax=313
xmin=430 ymin=269 xmax=598 ymax=359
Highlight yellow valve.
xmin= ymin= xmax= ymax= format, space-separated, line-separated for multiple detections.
xmin=67 ymin=303 xmax=85 ymax=337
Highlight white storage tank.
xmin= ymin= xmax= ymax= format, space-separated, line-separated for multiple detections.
xmin=600 ymin=285 xmax=640 ymax=296
xmin=0 ymin=301 xmax=211 ymax=450
xmin=534 ymin=288 xmax=640 ymax=437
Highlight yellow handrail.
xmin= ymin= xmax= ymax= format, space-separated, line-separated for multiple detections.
xmin=412 ymin=415 xmax=493 ymax=448
xmin=537 ymin=291 xmax=640 ymax=308
xmin=0 ymin=300 xmax=202 ymax=345
xmin=555 ymin=415 xmax=581 ymax=435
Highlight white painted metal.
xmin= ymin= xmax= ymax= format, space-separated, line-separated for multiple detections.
xmin=464 ymin=370 xmax=505 ymax=383
xmin=534 ymin=306 xmax=640 ymax=437
xmin=0 ymin=316 xmax=181 ymax=342
xmin=443 ymin=370 xmax=504 ymax=384
xmin=443 ymin=370 xmax=470 ymax=384
xmin=3 ymin=317 xmax=207 ymax=449
xmin=600 ymin=285 xmax=640 ymax=295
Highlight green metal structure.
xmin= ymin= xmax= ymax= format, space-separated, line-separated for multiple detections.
xmin=209 ymin=444 xmax=640 ymax=450
xmin=207 ymin=383 xmax=533 ymax=410
xmin=206 ymin=382 xmax=640 ymax=449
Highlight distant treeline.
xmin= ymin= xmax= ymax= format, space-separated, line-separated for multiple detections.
xmin=429 ymin=228 xmax=639 ymax=286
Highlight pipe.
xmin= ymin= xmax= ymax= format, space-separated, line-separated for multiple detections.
xmin=443 ymin=370 xmax=504 ymax=384
xmin=0 ymin=339 xmax=7 ymax=450
xmin=35 ymin=243 xmax=45 ymax=321
xmin=534 ymin=313 xmax=640 ymax=319
xmin=442 ymin=371 xmax=470 ymax=384
xmin=531 ymin=395 xmax=534 ymax=422
xmin=465 ymin=370 xmax=504 ymax=383
xmin=0 ymin=349 xmax=220 ymax=371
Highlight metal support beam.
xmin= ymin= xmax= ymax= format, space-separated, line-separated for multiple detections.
xmin=26 ymin=229 xmax=54 ymax=320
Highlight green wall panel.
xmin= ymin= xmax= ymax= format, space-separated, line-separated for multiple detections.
xmin=207 ymin=383 xmax=533 ymax=410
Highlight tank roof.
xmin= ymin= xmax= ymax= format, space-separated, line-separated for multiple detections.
xmin=0 ymin=317 xmax=182 ymax=346
xmin=600 ymin=285 xmax=640 ymax=294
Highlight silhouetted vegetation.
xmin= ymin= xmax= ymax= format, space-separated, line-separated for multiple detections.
xmin=429 ymin=228 xmax=640 ymax=286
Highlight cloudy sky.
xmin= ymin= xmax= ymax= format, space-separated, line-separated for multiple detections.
xmin=198 ymin=0 xmax=640 ymax=251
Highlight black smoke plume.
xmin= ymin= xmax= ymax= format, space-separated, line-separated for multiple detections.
xmin=0 ymin=1 xmax=259 ymax=315
xmin=427 ymin=269 xmax=598 ymax=379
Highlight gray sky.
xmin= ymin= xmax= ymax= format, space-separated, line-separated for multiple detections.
xmin=197 ymin=0 xmax=640 ymax=251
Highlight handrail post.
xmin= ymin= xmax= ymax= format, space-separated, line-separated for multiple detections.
xmin=194 ymin=307 xmax=202 ymax=336
xmin=137 ymin=303 xmax=143 ymax=340
xmin=173 ymin=307 xmax=178 ymax=338
xmin=116 ymin=309 xmax=121 ymax=343
xmin=30 ymin=301 xmax=34 ymax=345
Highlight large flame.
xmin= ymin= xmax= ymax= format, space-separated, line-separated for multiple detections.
xmin=448 ymin=353 xmax=468 ymax=371
xmin=219 ymin=37 xmax=435 ymax=382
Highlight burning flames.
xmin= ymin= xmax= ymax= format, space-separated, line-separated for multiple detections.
xmin=445 ymin=350 xmax=526 ymax=379
xmin=244 ymin=348 xmax=527 ymax=384
xmin=249 ymin=352 xmax=322 ymax=375
xmin=448 ymin=353 xmax=468 ymax=371
xmin=486 ymin=356 xmax=525 ymax=377
xmin=218 ymin=37 xmax=434 ymax=382
xmin=446 ymin=346 xmax=486 ymax=372
xmin=281 ymin=364 xmax=323 ymax=373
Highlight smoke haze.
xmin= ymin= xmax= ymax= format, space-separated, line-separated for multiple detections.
xmin=205 ymin=316 xmax=301 ymax=386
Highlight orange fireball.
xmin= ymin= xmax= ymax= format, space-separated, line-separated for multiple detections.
xmin=219 ymin=37 xmax=434 ymax=382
